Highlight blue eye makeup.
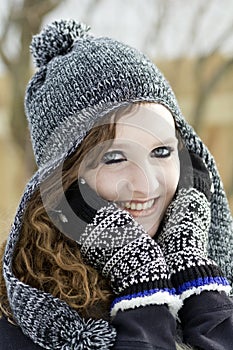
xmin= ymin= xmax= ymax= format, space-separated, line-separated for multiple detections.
xmin=102 ymin=145 xmax=175 ymax=165
xmin=102 ymin=150 xmax=126 ymax=164
xmin=150 ymin=146 xmax=174 ymax=158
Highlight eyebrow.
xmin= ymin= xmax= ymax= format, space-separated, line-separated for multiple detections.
xmin=109 ymin=137 xmax=178 ymax=150
xmin=160 ymin=137 xmax=178 ymax=144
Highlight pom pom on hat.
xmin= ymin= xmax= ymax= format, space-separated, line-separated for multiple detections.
xmin=26 ymin=18 xmax=182 ymax=167
xmin=3 ymin=24 xmax=232 ymax=348
xmin=30 ymin=19 xmax=90 ymax=67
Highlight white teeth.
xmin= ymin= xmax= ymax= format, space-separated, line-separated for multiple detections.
xmin=120 ymin=199 xmax=155 ymax=211
xmin=136 ymin=203 xmax=143 ymax=210
xmin=131 ymin=203 xmax=136 ymax=210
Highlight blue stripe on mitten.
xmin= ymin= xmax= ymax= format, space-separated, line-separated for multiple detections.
xmin=157 ymin=151 xmax=231 ymax=301
xmin=80 ymin=205 xmax=182 ymax=317
xmin=58 ymin=180 xmax=182 ymax=317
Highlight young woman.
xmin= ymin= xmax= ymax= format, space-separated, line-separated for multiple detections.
xmin=0 ymin=19 xmax=232 ymax=350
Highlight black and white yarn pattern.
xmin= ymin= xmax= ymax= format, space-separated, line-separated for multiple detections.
xmin=157 ymin=188 xmax=231 ymax=300
xmin=8 ymin=282 xmax=116 ymax=350
xmin=3 ymin=175 xmax=116 ymax=350
xmin=81 ymin=205 xmax=168 ymax=291
xmin=2 ymin=18 xmax=232 ymax=349
xmin=80 ymin=205 xmax=182 ymax=317
xmin=23 ymin=19 xmax=232 ymax=285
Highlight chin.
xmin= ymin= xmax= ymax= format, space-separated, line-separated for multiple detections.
xmin=139 ymin=222 xmax=159 ymax=238
xmin=136 ymin=214 xmax=162 ymax=238
xmin=148 ymin=228 xmax=158 ymax=238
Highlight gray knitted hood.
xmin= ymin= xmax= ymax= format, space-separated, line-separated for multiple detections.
xmin=3 ymin=19 xmax=233 ymax=349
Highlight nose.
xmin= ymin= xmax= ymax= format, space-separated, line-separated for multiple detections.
xmin=127 ymin=161 xmax=160 ymax=198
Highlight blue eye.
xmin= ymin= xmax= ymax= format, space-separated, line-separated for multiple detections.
xmin=102 ymin=151 xmax=126 ymax=164
xmin=151 ymin=146 xmax=173 ymax=158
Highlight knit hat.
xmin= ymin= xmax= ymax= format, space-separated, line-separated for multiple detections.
xmin=3 ymin=19 xmax=233 ymax=349
xmin=25 ymin=19 xmax=182 ymax=168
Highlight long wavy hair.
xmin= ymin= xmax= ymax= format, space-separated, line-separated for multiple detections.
xmin=0 ymin=105 xmax=129 ymax=323
xmin=0 ymin=103 xmax=191 ymax=348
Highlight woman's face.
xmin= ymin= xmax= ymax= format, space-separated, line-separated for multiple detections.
xmin=81 ymin=103 xmax=180 ymax=237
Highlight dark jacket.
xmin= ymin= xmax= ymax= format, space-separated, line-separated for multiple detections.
xmin=0 ymin=291 xmax=232 ymax=350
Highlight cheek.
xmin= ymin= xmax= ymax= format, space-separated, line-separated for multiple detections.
xmin=94 ymin=170 xmax=120 ymax=201
xmin=83 ymin=165 xmax=129 ymax=202
xmin=163 ymin=155 xmax=180 ymax=198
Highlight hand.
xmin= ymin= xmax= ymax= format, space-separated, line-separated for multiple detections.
xmin=178 ymin=148 xmax=212 ymax=200
xmin=56 ymin=179 xmax=109 ymax=241
xmin=58 ymin=179 xmax=181 ymax=316
xmin=157 ymin=150 xmax=231 ymax=300
xmin=81 ymin=203 xmax=183 ymax=316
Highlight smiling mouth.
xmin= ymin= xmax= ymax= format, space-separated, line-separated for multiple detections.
xmin=117 ymin=199 xmax=156 ymax=211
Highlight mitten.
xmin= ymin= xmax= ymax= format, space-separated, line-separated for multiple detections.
xmin=56 ymin=178 xmax=109 ymax=240
xmin=157 ymin=151 xmax=231 ymax=301
xmin=177 ymin=148 xmax=212 ymax=200
xmin=58 ymin=179 xmax=182 ymax=317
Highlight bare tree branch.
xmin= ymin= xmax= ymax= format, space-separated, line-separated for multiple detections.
xmin=0 ymin=0 xmax=65 ymax=174
xmin=192 ymin=57 xmax=233 ymax=132
xmin=204 ymin=57 xmax=233 ymax=93
xmin=0 ymin=1 xmax=15 ymax=69
xmin=25 ymin=0 xmax=65 ymax=22
xmin=83 ymin=0 xmax=103 ymax=22
xmin=208 ymin=21 xmax=233 ymax=56
xmin=186 ymin=1 xmax=210 ymax=52
xmin=0 ymin=0 xmax=106 ymax=176
xmin=142 ymin=0 xmax=170 ymax=54
xmin=0 ymin=43 xmax=11 ymax=68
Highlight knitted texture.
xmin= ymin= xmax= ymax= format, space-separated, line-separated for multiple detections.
xmin=30 ymin=20 xmax=90 ymax=68
xmin=25 ymin=19 xmax=181 ymax=168
xmin=3 ymin=173 xmax=116 ymax=349
xmin=157 ymin=188 xmax=231 ymax=300
xmin=3 ymin=18 xmax=233 ymax=349
xmin=178 ymin=150 xmax=212 ymax=201
xmin=59 ymin=180 xmax=182 ymax=317
xmin=79 ymin=205 xmax=181 ymax=316
xmin=57 ymin=179 xmax=109 ymax=239
xmin=24 ymin=19 xmax=233 ymax=283
xmin=80 ymin=205 xmax=169 ymax=291
xmin=7 ymin=281 xmax=116 ymax=350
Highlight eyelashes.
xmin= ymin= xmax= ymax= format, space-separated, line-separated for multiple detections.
xmin=102 ymin=147 xmax=174 ymax=165
xmin=101 ymin=150 xmax=126 ymax=164
xmin=150 ymin=146 xmax=174 ymax=158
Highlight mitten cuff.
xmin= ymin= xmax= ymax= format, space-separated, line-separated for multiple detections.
xmin=110 ymin=281 xmax=182 ymax=319
xmin=193 ymin=170 xmax=212 ymax=201
xmin=178 ymin=150 xmax=212 ymax=201
xmin=171 ymin=264 xmax=231 ymax=301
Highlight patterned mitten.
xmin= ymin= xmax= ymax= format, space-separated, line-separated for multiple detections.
xmin=58 ymin=179 xmax=182 ymax=317
xmin=56 ymin=178 xmax=109 ymax=240
xmin=157 ymin=151 xmax=231 ymax=301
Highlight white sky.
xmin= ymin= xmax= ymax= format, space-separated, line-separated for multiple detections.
xmin=45 ymin=0 xmax=233 ymax=57
xmin=0 ymin=0 xmax=233 ymax=73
